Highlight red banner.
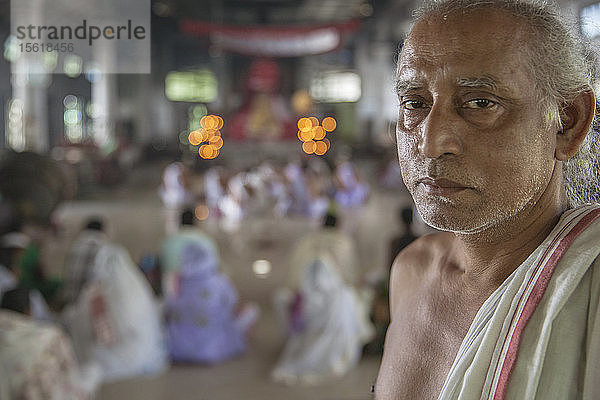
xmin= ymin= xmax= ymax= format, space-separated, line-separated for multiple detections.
xmin=179 ymin=19 xmax=361 ymax=57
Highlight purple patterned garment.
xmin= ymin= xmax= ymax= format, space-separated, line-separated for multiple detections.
xmin=165 ymin=243 xmax=246 ymax=364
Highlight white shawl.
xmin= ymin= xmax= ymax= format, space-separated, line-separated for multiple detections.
xmin=439 ymin=204 xmax=600 ymax=400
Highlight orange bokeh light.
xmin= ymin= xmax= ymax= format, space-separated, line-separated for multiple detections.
xmin=195 ymin=204 xmax=210 ymax=220
xmin=315 ymin=140 xmax=328 ymax=155
xmin=309 ymin=116 xmax=319 ymax=127
xmin=322 ymin=116 xmax=337 ymax=132
xmin=313 ymin=126 xmax=326 ymax=140
xmin=200 ymin=115 xmax=224 ymax=131
xmin=215 ymin=115 xmax=224 ymax=130
xmin=206 ymin=128 xmax=219 ymax=140
xmin=297 ymin=117 xmax=313 ymax=132
xmin=208 ymin=148 xmax=220 ymax=159
xmin=200 ymin=115 xmax=210 ymax=129
xmin=209 ymin=135 xmax=223 ymax=149
xmin=302 ymin=140 xmax=316 ymax=154
xmin=201 ymin=115 xmax=214 ymax=130
xmin=199 ymin=144 xmax=215 ymax=159
xmin=300 ymin=129 xmax=315 ymax=142
xmin=188 ymin=130 xmax=202 ymax=145
xmin=194 ymin=116 xmax=224 ymax=160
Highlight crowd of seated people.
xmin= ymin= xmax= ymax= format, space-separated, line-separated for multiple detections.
xmin=0 ymin=214 xmax=343 ymax=398
xmin=159 ymin=157 xmax=372 ymax=234
xmin=0 ymin=153 xmax=405 ymax=398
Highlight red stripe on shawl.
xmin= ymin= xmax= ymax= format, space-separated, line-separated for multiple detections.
xmin=484 ymin=209 xmax=577 ymax=397
xmin=493 ymin=207 xmax=600 ymax=400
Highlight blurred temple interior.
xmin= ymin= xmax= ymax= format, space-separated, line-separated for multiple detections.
xmin=0 ymin=0 xmax=598 ymax=399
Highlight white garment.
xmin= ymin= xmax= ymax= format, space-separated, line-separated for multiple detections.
xmin=159 ymin=162 xmax=192 ymax=234
xmin=62 ymin=243 xmax=168 ymax=382
xmin=63 ymin=230 xmax=106 ymax=304
xmin=159 ymin=162 xmax=190 ymax=208
xmin=288 ymin=228 xmax=360 ymax=288
xmin=438 ymin=204 xmax=600 ymax=400
xmin=204 ymin=168 xmax=224 ymax=211
xmin=272 ymin=256 xmax=374 ymax=385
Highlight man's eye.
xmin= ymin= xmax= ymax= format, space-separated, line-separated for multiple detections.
xmin=464 ymin=99 xmax=495 ymax=109
xmin=401 ymin=100 xmax=425 ymax=110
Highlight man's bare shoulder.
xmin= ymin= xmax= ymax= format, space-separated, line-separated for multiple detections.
xmin=389 ymin=232 xmax=457 ymax=297
xmin=392 ymin=232 xmax=456 ymax=274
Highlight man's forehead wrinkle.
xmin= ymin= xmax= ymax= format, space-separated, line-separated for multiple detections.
xmin=395 ymin=77 xmax=424 ymax=94
xmin=395 ymin=43 xmax=440 ymax=93
xmin=396 ymin=29 xmax=527 ymax=97
xmin=400 ymin=40 xmax=440 ymax=63
xmin=395 ymin=58 xmax=432 ymax=94
xmin=456 ymin=76 xmax=499 ymax=90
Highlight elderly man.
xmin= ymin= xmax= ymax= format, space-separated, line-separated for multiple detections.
xmin=376 ymin=0 xmax=600 ymax=399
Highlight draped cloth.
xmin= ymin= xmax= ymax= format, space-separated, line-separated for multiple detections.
xmin=62 ymin=244 xmax=168 ymax=382
xmin=271 ymin=255 xmax=374 ymax=385
xmin=287 ymin=228 xmax=360 ymax=288
xmin=438 ymin=204 xmax=600 ymax=400
xmin=62 ymin=229 xmax=106 ymax=305
xmin=160 ymin=227 xmax=219 ymax=298
xmin=0 ymin=310 xmax=96 ymax=400
xmin=160 ymin=228 xmax=219 ymax=273
xmin=164 ymin=242 xmax=252 ymax=364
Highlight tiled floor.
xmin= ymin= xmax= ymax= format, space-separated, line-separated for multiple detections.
xmin=44 ymin=162 xmax=413 ymax=400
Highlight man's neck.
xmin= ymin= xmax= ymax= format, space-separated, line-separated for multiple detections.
xmin=453 ymin=188 xmax=568 ymax=292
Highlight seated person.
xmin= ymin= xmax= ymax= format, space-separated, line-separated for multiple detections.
xmin=0 ymin=232 xmax=52 ymax=321
xmin=0 ymin=289 xmax=99 ymax=400
xmin=286 ymin=211 xmax=360 ymax=287
xmin=1 ymin=228 xmax=62 ymax=308
xmin=271 ymin=255 xmax=374 ymax=385
xmin=61 ymin=218 xmax=107 ymax=305
xmin=164 ymin=242 xmax=258 ymax=364
xmin=160 ymin=209 xmax=219 ymax=298
xmin=61 ymin=227 xmax=168 ymax=382
xmin=159 ymin=161 xmax=193 ymax=234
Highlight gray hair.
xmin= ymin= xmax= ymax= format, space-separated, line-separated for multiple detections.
xmin=409 ymin=0 xmax=600 ymax=205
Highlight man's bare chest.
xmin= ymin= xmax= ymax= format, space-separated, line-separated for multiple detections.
xmin=376 ymin=291 xmax=482 ymax=399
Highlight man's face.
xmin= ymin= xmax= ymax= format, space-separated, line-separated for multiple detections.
xmin=396 ymin=9 xmax=558 ymax=234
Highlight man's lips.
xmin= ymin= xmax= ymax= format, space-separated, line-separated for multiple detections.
xmin=418 ymin=177 xmax=469 ymax=195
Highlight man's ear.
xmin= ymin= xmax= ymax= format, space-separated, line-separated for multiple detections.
xmin=555 ymin=89 xmax=596 ymax=161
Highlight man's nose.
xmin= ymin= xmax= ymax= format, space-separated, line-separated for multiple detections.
xmin=417 ymin=103 xmax=462 ymax=159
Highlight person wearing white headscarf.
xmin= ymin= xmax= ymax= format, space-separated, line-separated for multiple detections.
xmin=271 ymin=253 xmax=373 ymax=385
xmin=62 ymin=242 xmax=168 ymax=382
